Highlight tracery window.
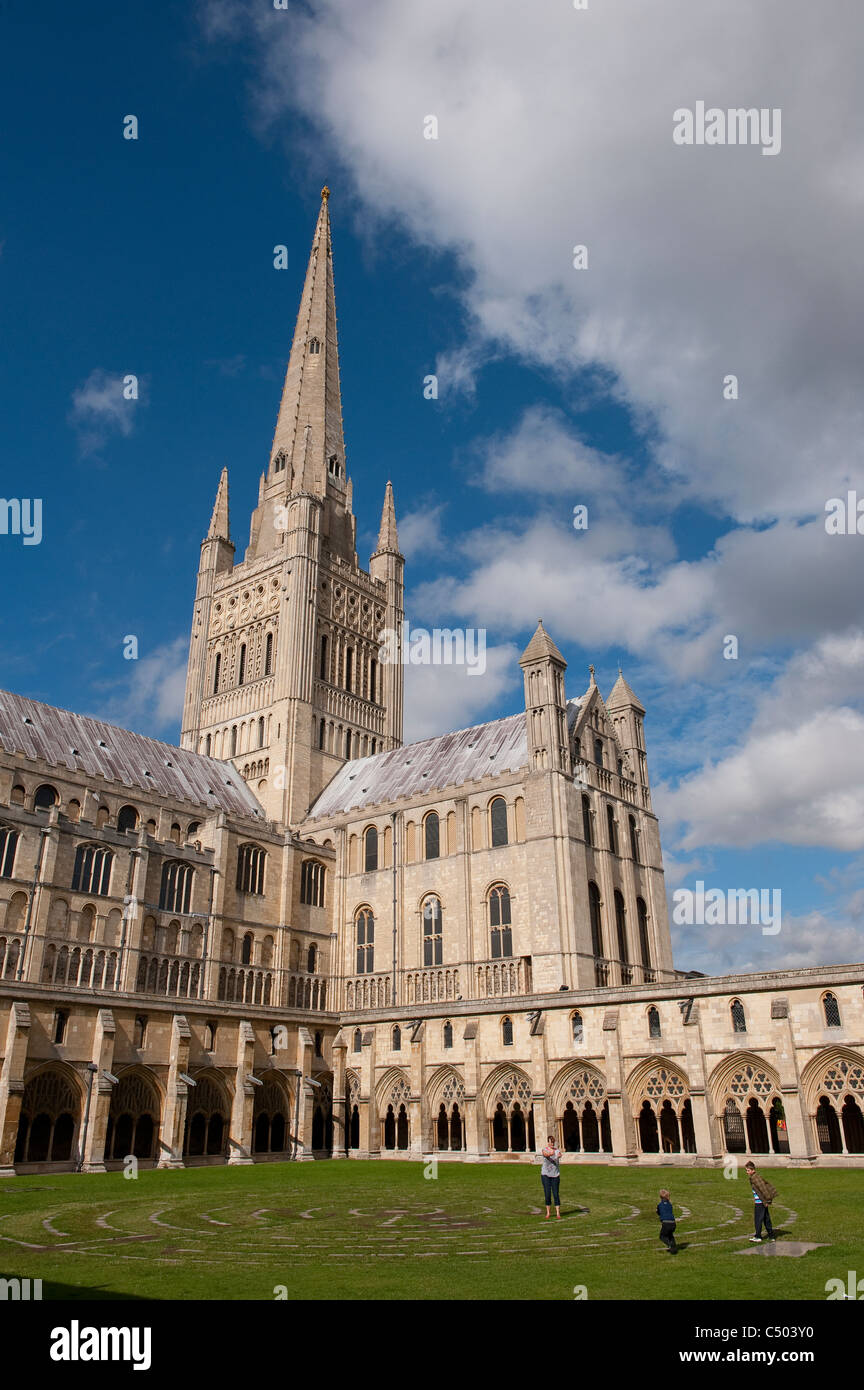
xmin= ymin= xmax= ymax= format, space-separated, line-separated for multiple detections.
xmin=236 ymin=843 xmax=266 ymax=895
xmin=300 ymin=859 xmax=326 ymax=907
xmin=71 ymin=845 xmax=113 ymax=896
xmin=489 ymin=884 xmax=512 ymax=959
xmin=159 ymin=861 xmax=194 ymax=914
xmin=731 ymin=999 xmax=747 ymax=1033
xmin=823 ymin=992 xmax=842 ymax=1028
xmin=422 ymin=895 xmax=443 ymax=967
xmin=648 ymin=1006 xmax=661 ymax=1038
xmin=0 ymin=826 xmax=19 ymax=878
xmin=355 ymin=907 xmax=374 ymax=974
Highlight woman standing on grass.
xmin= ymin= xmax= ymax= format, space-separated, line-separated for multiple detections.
xmin=540 ymin=1134 xmax=562 ymax=1220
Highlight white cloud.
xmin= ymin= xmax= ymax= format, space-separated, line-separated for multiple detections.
xmin=69 ymin=369 xmax=140 ymax=457
xmin=397 ymin=502 xmax=448 ymax=561
xmin=202 ymin=0 xmax=864 ymax=523
xmin=91 ymin=636 xmax=188 ymax=738
xmin=403 ymin=641 xmax=520 ymax=743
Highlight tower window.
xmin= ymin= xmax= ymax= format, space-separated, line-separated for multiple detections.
xmin=502 ymin=1016 xmax=514 ymax=1047
xmin=213 ymin=652 xmax=221 ymax=694
xmin=422 ymin=895 xmax=443 ymax=967
xmin=134 ymin=1014 xmax=148 ymax=1048
xmin=424 ymin=811 xmax=440 ymax=861
xmin=237 ymin=843 xmax=266 ymax=895
xmin=490 ymin=797 xmax=508 ymax=847
xmin=264 ymin=632 xmax=274 ymax=676
xmin=273 ymin=450 xmax=286 ymax=474
xmin=0 ymin=827 xmax=20 ymax=878
xmin=606 ymin=805 xmax=618 ymax=855
xmin=53 ymin=1009 xmax=68 ymax=1045
xmin=72 ymin=845 xmax=113 ymax=896
xmin=230 ymin=725 xmax=238 ymax=756
xmin=309 ymin=337 xmax=321 ymax=354
xmin=571 ymin=1011 xmax=584 ymax=1044
xmin=648 ymin=1006 xmax=661 ymax=1039
xmin=369 ymin=658 xmax=377 ymax=704
xmin=355 ymin=908 xmax=374 ymax=974
xmin=238 ymin=644 xmax=246 ymax=687
xmin=364 ymin=826 xmax=379 ymax=872
xmin=34 ymin=784 xmax=59 ymax=812
xmin=637 ymin=897 xmax=651 ymax=968
xmin=582 ymin=794 xmax=593 ymax=846
xmin=258 ymin=716 xmax=265 ymax=748
xmin=160 ymin=861 xmax=194 ymax=914
xmin=823 ymin=992 xmax=842 ymax=1028
xmin=594 ymin=738 xmax=603 ymax=767
xmin=300 ymin=860 xmax=326 ymax=908
xmin=345 ymin=648 xmax=353 ymax=692
xmin=319 ymin=634 xmax=329 ymax=682
xmin=443 ymin=1020 xmax=453 ymax=1049
xmin=731 ymin=999 xmax=746 ymax=1033
xmin=489 ymin=884 xmax=512 ymax=959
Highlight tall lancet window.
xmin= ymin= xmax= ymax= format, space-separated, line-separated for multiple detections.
xmin=308 ymin=337 xmax=321 ymax=354
xmin=238 ymin=644 xmax=246 ymax=687
xmin=264 ymin=632 xmax=273 ymax=676
xmin=213 ymin=652 xmax=221 ymax=694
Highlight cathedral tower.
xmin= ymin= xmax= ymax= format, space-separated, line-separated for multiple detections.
xmin=181 ymin=189 xmax=405 ymax=825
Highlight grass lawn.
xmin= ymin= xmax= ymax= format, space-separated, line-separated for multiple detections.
xmin=0 ymin=1161 xmax=859 ymax=1301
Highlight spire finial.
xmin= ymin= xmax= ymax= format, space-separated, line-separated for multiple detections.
xmin=321 ymin=185 xmax=330 ymax=202
xmin=589 ymin=663 xmax=596 ymax=685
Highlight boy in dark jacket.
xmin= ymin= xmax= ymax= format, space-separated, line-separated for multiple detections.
xmin=656 ymin=1188 xmax=678 ymax=1253
xmin=745 ymin=1161 xmax=777 ymax=1241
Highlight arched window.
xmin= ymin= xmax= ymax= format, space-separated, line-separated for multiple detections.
xmin=443 ymin=1020 xmax=453 ymax=1049
xmin=594 ymin=738 xmax=603 ymax=767
xmin=159 ymin=861 xmax=194 ymax=914
xmin=204 ymin=734 xmax=211 ymax=757
xmin=345 ymin=648 xmax=353 ymax=692
xmin=134 ymin=1014 xmax=148 ymax=1048
xmin=502 ymin=1016 xmax=514 ymax=1047
xmin=230 ymin=725 xmax=238 ymax=756
xmin=571 ymin=1011 xmax=584 ymax=1044
xmin=628 ymin=814 xmax=639 ymax=861
xmin=300 ymin=860 xmax=326 ymax=907
xmin=606 ymin=804 xmax=618 ymax=854
xmin=213 ymin=652 xmax=221 ymax=693
xmin=424 ymin=811 xmax=440 ymax=861
xmin=309 ymin=337 xmax=321 ymax=354
xmin=319 ymin=634 xmax=329 ymax=681
xmin=205 ymin=1021 xmax=217 ymax=1051
xmin=648 ymin=1006 xmax=661 ymax=1039
xmin=273 ymin=450 xmax=286 ymax=474
xmin=353 ymin=1029 xmax=362 ymax=1052
xmin=53 ymin=1009 xmax=68 ymax=1045
xmin=582 ymin=794 xmax=593 ymax=846
xmin=241 ymin=933 xmax=253 ymax=965
xmin=71 ymin=845 xmax=113 ymax=896
xmin=823 ymin=992 xmax=842 ymax=1028
xmin=490 ymin=797 xmax=508 ymax=847
xmin=614 ymin=890 xmax=629 ymax=964
xmin=258 ymin=716 xmax=265 ymax=748
xmin=588 ymin=881 xmax=604 ymax=957
xmin=307 ymin=944 xmax=317 ymax=974
xmin=489 ymin=884 xmax=512 ymax=959
xmin=34 ymin=784 xmax=59 ymax=812
xmin=236 ymin=844 xmax=266 ymax=895
xmin=238 ymin=644 xmax=246 ymax=686
xmin=392 ymin=1025 xmax=401 ymax=1051
xmin=264 ymin=632 xmax=273 ymax=676
xmin=369 ymin=658 xmax=377 ymax=704
xmin=117 ymin=805 xmax=139 ymax=834
xmin=355 ymin=908 xmax=374 ymax=973
xmin=364 ymin=826 xmax=379 ymax=872
xmin=637 ymin=897 xmax=651 ymax=968
xmin=0 ymin=826 xmax=19 ymax=879
xmin=422 ymin=895 xmax=443 ymax=967
xmin=731 ymin=999 xmax=747 ymax=1033
xmin=345 ymin=729 xmax=352 ymax=758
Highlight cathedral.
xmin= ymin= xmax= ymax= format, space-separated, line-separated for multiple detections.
xmin=1 ymin=190 xmax=862 ymax=1175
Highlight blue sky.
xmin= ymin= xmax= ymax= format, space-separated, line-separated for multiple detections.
xmin=2 ymin=0 xmax=863 ymax=975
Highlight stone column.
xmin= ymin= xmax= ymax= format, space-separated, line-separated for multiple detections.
xmin=462 ymin=1020 xmax=484 ymax=1157
xmin=228 ymin=1021 xmax=256 ymax=1164
xmin=601 ymin=1009 xmax=632 ymax=1157
xmin=158 ymin=1014 xmax=191 ymax=1168
xmin=0 ymin=1002 xmax=31 ymax=1174
xmin=330 ymin=1029 xmax=347 ymax=1158
xmin=82 ymin=1009 xmax=117 ymax=1171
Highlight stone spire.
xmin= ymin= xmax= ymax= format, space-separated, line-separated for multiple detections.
xmin=207 ymin=466 xmax=230 ymax=542
xmin=519 ymin=619 xmax=565 ymax=667
xmin=606 ymin=668 xmax=645 ymax=712
xmin=268 ymin=186 xmax=346 ymax=497
xmin=373 ymin=480 xmax=401 ymax=557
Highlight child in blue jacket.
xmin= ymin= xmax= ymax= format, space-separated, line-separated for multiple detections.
xmin=657 ymin=1188 xmax=678 ymax=1253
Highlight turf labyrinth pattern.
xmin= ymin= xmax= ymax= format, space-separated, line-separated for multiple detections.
xmin=0 ymin=1188 xmax=797 ymax=1266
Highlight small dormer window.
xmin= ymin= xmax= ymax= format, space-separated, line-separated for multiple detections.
xmin=308 ymin=337 xmax=321 ymax=354
xmin=328 ymin=454 xmax=341 ymax=478
xmin=273 ymin=450 xmax=286 ymax=474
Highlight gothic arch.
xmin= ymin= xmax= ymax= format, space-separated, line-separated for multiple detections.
xmin=481 ymin=1064 xmax=535 ymax=1153
xmin=183 ymin=1068 xmax=232 ymax=1159
xmin=375 ymin=1067 xmax=412 ymax=1115
xmin=427 ymin=1067 xmax=467 ymax=1153
xmin=480 ymin=1062 xmax=534 ymax=1117
xmin=426 ymin=1065 xmax=467 ymax=1111
xmin=14 ymin=1062 xmax=85 ymax=1166
xmin=799 ymin=1046 xmax=864 ymax=1154
xmin=626 ymin=1057 xmax=695 ymax=1155
xmin=105 ymin=1066 xmax=163 ymax=1163
xmin=708 ymin=1051 xmax=785 ymax=1157
xmin=252 ymin=1071 xmax=293 ymax=1155
xmin=549 ymin=1061 xmax=612 ymax=1155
